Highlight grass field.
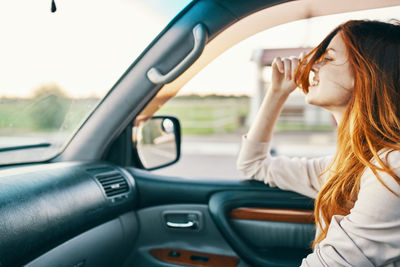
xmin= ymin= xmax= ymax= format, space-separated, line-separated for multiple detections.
xmin=156 ymin=96 xmax=334 ymax=134
xmin=156 ymin=96 xmax=249 ymax=134
xmin=0 ymin=98 xmax=99 ymax=134
xmin=0 ymin=95 xmax=333 ymax=136
xmin=0 ymin=100 xmax=35 ymax=130
xmin=0 ymin=96 xmax=250 ymax=136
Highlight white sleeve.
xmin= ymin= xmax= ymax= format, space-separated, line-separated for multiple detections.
xmin=236 ymin=135 xmax=333 ymax=199
xmin=301 ymin=151 xmax=400 ymax=266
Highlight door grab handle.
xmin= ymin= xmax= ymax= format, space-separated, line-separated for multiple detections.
xmin=147 ymin=23 xmax=207 ymax=84
xmin=166 ymin=221 xmax=195 ymax=228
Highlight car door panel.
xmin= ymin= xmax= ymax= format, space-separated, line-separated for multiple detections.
xmin=125 ymin=204 xmax=244 ymax=267
xmin=230 ymin=219 xmax=314 ymax=249
xmin=209 ymin=191 xmax=314 ymax=267
xmin=128 ymin=168 xmax=315 ymax=267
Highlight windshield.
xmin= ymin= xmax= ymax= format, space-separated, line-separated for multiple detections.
xmin=0 ymin=0 xmax=191 ymax=165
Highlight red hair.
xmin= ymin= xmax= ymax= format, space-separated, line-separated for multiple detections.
xmin=295 ymin=20 xmax=400 ymax=248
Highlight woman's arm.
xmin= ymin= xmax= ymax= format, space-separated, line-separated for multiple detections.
xmin=247 ymin=57 xmax=299 ymax=142
xmin=236 ymin=136 xmax=331 ymax=198
xmin=237 ymin=55 xmax=332 ymax=198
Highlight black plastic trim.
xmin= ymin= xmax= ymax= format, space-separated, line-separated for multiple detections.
xmin=128 ymin=167 xmax=311 ymax=208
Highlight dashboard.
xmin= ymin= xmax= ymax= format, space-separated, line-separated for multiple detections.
xmin=0 ymin=162 xmax=138 ymax=267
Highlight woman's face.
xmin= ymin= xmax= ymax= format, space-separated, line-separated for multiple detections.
xmin=306 ymin=33 xmax=355 ymax=112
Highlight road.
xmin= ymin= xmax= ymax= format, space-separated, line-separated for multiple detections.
xmin=0 ymin=130 xmax=336 ymax=177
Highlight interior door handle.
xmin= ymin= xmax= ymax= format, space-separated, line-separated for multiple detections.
xmin=147 ymin=23 xmax=207 ymax=84
xmin=163 ymin=211 xmax=201 ymax=230
xmin=166 ymin=221 xmax=195 ymax=228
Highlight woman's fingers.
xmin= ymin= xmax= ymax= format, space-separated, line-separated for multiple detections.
xmin=272 ymin=56 xmax=301 ymax=81
xmin=270 ymin=56 xmax=301 ymax=95
xmin=272 ymin=57 xmax=284 ymax=73
xmin=283 ymin=58 xmax=292 ymax=80
xmin=291 ymin=57 xmax=300 ymax=80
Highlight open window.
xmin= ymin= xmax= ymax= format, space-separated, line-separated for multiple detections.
xmin=135 ymin=3 xmax=400 ymax=179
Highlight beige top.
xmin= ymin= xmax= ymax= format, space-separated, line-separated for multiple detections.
xmin=237 ymin=136 xmax=400 ymax=266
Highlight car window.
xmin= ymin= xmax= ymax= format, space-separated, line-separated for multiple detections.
xmin=153 ymin=5 xmax=400 ymax=179
xmin=0 ymin=0 xmax=191 ymax=165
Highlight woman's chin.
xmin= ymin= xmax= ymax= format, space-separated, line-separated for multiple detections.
xmin=305 ymin=95 xmax=326 ymax=108
xmin=305 ymin=88 xmax=325 ymax=107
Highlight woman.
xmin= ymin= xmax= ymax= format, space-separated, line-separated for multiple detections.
xmin=237 ymin=20 xmax=400 ymax=266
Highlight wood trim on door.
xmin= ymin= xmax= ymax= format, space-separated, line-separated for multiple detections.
xmin=150 ymin=248 xmax=239 ymax=267
xmin=229 ymin=207 xmax=314 ymax=224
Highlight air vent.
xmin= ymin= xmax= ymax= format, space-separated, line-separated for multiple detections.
xmin=95 ymin=171 xmax=129 ymax=197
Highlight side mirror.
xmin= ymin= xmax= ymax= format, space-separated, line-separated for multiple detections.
xmin=134 ymin=116 xmax=181 ymax=170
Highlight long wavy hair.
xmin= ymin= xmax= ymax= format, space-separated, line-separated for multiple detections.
xmin=295 ymin=20 xmax=400 ymax=248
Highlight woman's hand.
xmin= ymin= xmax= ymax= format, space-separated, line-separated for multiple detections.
xmin=270 ymin=56 xmax=301 ymax=96
xmin=246 ymin=53 xmax=305 ymax=143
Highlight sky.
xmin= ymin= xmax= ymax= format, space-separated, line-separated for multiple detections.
xmin=0 ymin=1 xmax=399 ymax=98
xmin=0 ymin=0 xmax=190 ymax=98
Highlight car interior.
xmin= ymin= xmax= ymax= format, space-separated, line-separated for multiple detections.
xmin=1 ymin=0 xmax=399 ymax=266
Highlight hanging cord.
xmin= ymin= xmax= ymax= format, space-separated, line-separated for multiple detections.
xmin=51 ymin=0 xmax=57 ymax=13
